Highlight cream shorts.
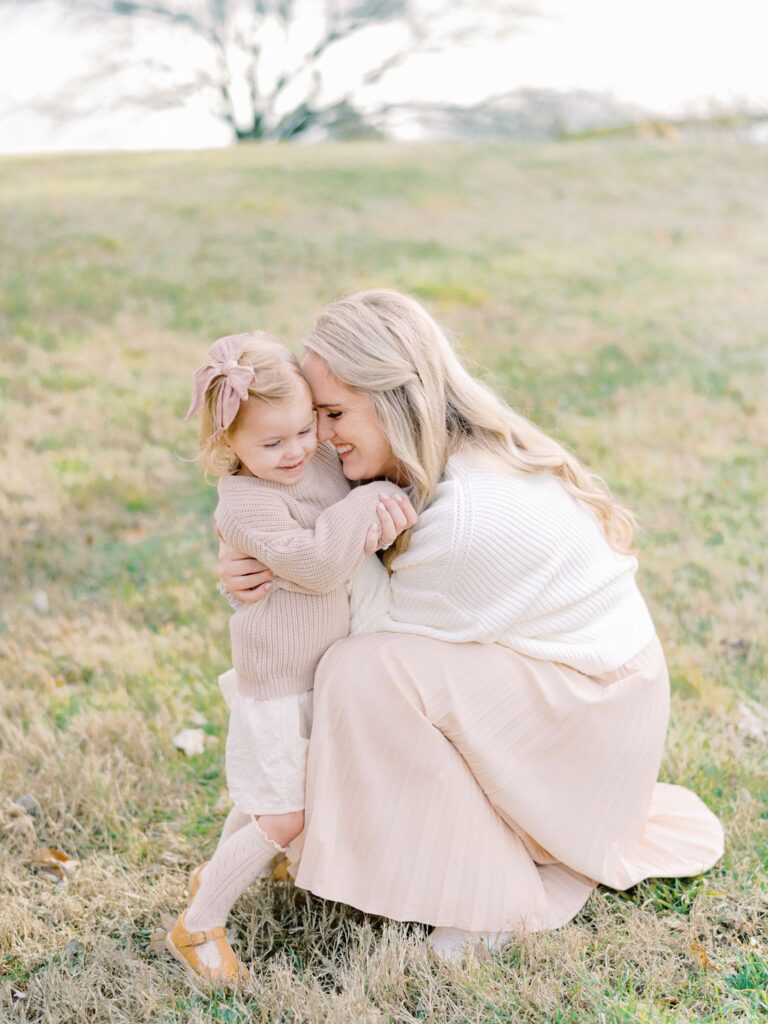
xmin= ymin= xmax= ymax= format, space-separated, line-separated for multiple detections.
xmin=219 ymin=669 xmax=313 ymax=816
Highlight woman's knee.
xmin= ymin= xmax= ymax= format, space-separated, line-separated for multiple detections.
xmin=314 ymin=635 xmax=389 ymax=701
xmin=314 ymin=634 xmax=428 ymax=731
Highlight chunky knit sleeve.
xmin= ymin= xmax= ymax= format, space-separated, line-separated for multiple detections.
xmin=391 ymin=463 xmax=649 ymax=651
xmin=349 ymin=553 xmax=391 ymax=635
xmin=440 ymin=473 xmax=556 ymax=639
xmin=347 ymin=451 xmax=654 ymax=673
xmin=215 ymin=478 xmax=406 ymax=594
xmin=382 ymin=467 xmax=602 ymax=641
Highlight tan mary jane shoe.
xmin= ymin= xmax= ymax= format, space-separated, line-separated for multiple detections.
xmin=165 ymin=912 xmax=248 ymax=988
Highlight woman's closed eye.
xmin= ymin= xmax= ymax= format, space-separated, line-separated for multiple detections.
xmin=326 ymin=411 xmax=343 ymax=420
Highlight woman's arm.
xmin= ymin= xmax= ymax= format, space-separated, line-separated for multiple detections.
xmin=218 ymin=494 xmax=414 ymax=604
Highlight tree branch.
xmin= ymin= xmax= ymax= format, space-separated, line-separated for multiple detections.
xmin=3 ymin=0 xmax=540 ymax=143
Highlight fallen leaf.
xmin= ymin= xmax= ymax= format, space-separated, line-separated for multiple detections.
xmin=689 ymin=938 xmax=721 ymax=973
xmin=32 ymin=846 xmax=80 ymax=884
xmin=172 ymin=728 xmax=206 ymax=757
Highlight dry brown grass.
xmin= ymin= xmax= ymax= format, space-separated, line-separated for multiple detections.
xmin=1 ymin=136 xmax=767 ymax=1022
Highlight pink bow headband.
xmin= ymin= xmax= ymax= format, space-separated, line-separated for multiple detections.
xmin=185 ymin=334 xmax=255 ymax=441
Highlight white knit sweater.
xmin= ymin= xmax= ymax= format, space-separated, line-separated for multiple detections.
xmin=350 ymin=446 xmax=656 ymax=675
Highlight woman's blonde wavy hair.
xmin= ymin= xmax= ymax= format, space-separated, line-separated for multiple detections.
xmin=198 ymin=331 xmax=305 ymax=477
xmin=305 ymin=289 xmax=637 ymax=566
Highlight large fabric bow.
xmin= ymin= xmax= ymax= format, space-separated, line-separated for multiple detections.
xmin=185 ymin=334 xmax=256 ymax=441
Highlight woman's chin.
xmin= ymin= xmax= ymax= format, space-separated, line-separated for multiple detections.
xmin=340 ymin=453 xmax=387 ymax=483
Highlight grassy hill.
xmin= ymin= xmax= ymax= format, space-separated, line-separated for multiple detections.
xmin=1 ymin=138 xmax=766 ymax=1022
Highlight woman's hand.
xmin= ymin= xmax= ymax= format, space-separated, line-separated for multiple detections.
xmin=364 ymin=493 xmax=418 ymax=555
xmin=218 ymin=537 xmax=275 ymax=604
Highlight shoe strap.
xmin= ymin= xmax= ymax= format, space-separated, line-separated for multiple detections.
xmin=178 ymin=924 xmax=227 ymax=948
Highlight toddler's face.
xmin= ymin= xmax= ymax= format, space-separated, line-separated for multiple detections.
xmin=226 ymin=378 xmax=318 ymax=483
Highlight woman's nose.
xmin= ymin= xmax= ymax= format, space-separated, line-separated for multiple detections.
xmin=316 ymin=418 xmax=334 ymax=442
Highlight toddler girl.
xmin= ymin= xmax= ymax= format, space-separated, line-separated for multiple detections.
xmin=166 ymin=332 xmax=410 ymax=984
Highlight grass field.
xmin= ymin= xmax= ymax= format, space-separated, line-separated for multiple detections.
xmin=1 ymin=137 xmax=767 ymax=1023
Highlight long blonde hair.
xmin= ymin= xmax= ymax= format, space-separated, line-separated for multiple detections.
xmin=198 ymin=331 xmax=304 ymax=477
xmin=305 ymin=289 xmax=637 ymax=565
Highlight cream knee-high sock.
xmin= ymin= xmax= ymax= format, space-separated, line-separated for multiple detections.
xmin=184 ymin=818 xmax=284 ymax=969
xmin=217 ymin=807 xmax=253 ymax=847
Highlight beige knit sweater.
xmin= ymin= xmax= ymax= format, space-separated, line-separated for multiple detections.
xmin=215 ymin=441 xmax=405 ymax=699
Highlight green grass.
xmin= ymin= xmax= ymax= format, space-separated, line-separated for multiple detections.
xmin=1 ymin=137 xmax=767 ymax=1022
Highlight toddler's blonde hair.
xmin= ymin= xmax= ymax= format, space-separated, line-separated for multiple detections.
xmin=198 ymin=331 xmax=305 ymax=477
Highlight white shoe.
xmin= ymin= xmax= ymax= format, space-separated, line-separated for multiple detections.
xmin=428 ymin=927 xmax=473 ymax=962
xmin=428 ymin=926 xmax=515 ymax=962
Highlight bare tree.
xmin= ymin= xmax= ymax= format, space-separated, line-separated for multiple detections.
xmin=4 ymin=0 xmax=534 ymax=141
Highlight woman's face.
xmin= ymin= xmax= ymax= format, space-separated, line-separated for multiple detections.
xmin=301 ymin=350 xmax=406 ymax=484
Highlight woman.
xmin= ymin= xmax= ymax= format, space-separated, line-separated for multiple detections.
xmin=219 ymin=288 xmax=724 ymax=959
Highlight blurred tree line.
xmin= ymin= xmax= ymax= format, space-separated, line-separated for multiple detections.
xmin=4 ymin=0 xmax=764 ymax=143
xmin=3 ymin=0 xmax=533 ymax=141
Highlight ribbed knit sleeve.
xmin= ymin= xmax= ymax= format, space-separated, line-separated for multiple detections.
xmin=369 ymin=450 xmax=656 ymax=675
xmin=349 ymin=553 xmax=391 ymax=635
xmin=215 ymin=478 xmax=406 ymax=594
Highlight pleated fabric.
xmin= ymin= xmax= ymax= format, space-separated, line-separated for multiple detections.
xmin=288 ymin=632 xmax=724 ymax=933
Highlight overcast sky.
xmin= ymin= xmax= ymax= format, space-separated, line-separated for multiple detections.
xmin=0 ymin=0 xmax=766 ymax=153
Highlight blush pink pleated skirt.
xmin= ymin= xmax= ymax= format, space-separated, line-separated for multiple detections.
xmin=286 ymin=632 xmax=724 ymax=933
